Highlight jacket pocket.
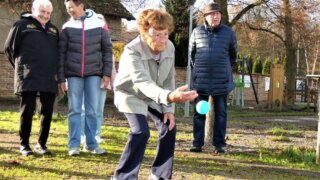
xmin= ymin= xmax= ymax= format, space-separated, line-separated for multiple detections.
xmin=18 ymin=64 xmax=30 ymax=79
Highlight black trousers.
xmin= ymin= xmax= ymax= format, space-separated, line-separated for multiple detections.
xmin=19 ymin=91 xmax=56 ymax=147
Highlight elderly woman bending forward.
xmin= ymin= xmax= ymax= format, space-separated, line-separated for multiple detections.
xmin=111 ymin=9 xmax=198 ymax=180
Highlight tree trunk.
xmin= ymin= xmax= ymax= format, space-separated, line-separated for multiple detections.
xmin=50 ymin=0 xmax=68 ymax=30
xmin=215 ymin=0 xmax=229 ymax=24
xmin=312 ymin=40 xmax=319 ymax=74
xmin=205 ymin=96 xmax=214 ymax=146
xmin=283 ymin=0 xmax=296 ymax=105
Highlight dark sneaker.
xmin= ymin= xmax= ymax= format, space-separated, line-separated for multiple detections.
xmin=214 ymin=146 xmax=225 ymax=154
xmin=34 ymin=143 xmax=52 ymax=155
xmin=20 ymin=145 xmax=33 ymax=156
xmin=189 ymin=146 xmax=202 ymax=152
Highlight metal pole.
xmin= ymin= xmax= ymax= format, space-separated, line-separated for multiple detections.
xmin=184 ymin=4 xmax=194 ymax=117
xmin=241 ymin=58 xmax=245 ymax=108
xmin=246 ymin=57 xmax=259 ymax=104
xmin=317 ymin=78 xmax=320 ymax=164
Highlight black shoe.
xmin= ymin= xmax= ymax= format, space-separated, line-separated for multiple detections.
xmin=20 ymin=145 xmax=33 ymax=156
xmin=190 ymin=146 xmax=202 ymax=152
xmin=214 ymin=146 xmax=225 ymax=154
xmin=34 ymin=143 xmax=52 ymax=155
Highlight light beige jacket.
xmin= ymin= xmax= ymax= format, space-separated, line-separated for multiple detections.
xmin=114 ymin=36 xmax=176 ymax=116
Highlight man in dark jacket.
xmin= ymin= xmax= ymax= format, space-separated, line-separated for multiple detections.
xmin=189 ymin=2 xmax=237 ymax=153
xmin=4 ymin=0 xmax=59 ymax=156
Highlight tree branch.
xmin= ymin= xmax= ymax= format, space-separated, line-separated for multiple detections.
xmin=228 ymin=0 xmax=269 ymax=27
xmin=246 ymin=22 xmax=285 ymax=43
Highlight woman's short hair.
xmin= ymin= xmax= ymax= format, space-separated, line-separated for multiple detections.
xmin=137 ymin=9 xmax=174 ymax=34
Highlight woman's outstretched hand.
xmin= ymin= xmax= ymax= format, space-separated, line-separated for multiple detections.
xmin=167 ymin=85 xmax=198 ymax=103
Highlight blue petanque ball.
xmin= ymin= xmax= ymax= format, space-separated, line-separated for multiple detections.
xmin=196 ymin=100 xmax=210 ymax=115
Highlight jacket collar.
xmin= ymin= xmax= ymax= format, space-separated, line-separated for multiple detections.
xmin=204 ymin=21 xmax=222 ymax=32
xmin=70 ymin=9 xmax=95 ymax=22
xmin=20 ymin=12 xmax=51 ymax=30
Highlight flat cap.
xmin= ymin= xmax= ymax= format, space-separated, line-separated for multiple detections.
xmin=202 ymin=3 xmax=222 ymax=15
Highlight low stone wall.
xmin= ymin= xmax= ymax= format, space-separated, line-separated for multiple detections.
xmin=0 ymin=53 xmax=15 ymax=98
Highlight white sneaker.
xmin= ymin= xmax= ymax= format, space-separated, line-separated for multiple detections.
xmin=68 ymin=148 xmax=80 ymax=156
xmin=95 ymin=136 xmax=106 ymax=143
xmin=148 ymin=173 xmax=170 ymax=180
xmin=83 ymin=147 xmax=106 ymax=154
xmin=148 ymin=173 xmax=159 ymax=180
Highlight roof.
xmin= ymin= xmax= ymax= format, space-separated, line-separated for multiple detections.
xmin=112 ymin=30 xmax=139 ymax=43
xmin=87 ymin=0 xmax=135 ymax=20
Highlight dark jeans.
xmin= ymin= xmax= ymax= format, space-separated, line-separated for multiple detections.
xmin=114 ymin=107 xmax=176 ymax=180
xmin=192 ymin=94 xmax=228 ymax=148
xmin=19 ymin=91 xmax=56 ymax=147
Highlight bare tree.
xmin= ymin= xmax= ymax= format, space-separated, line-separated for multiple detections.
xmin=245 ymin=0 xmax=320 ymax=104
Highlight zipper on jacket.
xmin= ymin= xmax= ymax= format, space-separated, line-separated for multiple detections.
xmin=81 ymin=21 xmax=85 ymax=77
xmin=156 ymin=59 xmax=160 ymax=83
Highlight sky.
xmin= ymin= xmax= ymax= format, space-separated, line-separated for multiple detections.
xmin=123 ymin=0 xmax=211 ymax=31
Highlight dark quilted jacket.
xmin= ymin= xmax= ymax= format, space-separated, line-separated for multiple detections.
xmin=189 ymin=23 xmax=237 ymax=96
xmin=58 ymin=10 xmax=113 ymax=82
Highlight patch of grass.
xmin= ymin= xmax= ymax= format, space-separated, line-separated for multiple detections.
xmin=269 ymin=135 xmax=291 ymax=142
xmin=1 ymin=109 xmax=320 ymax=179
xmin=51 ymin=113 xmax=67 ymax=122
xmin=279 ymin=146 xmax=316 ymax=165
xmin=228 ymin=148 xmax=319 ymax=172
xmin=266 ymin=127 xmax=303 ymax=137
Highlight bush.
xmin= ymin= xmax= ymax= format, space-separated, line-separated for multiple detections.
xmin=113 ymin=42 xmax=125 ymax=62
xmin=274 ymin=57 xmax=281 ymax=64
xmin=252 ymin=56 xmax=263 ymax=74
xmin=246 ymin=55 xmax=253 ymax=74
xmin=262 ymin=57 xmax=272 ymax=75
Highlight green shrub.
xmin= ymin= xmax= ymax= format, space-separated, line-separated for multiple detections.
xmin=274 ymin=57 xmax=281 ymax=64
xmin=113 ymin=42 xmax=125 ymax=62
xmin=246 ymin=55 xmax=253 ymax=74
xmin=262 ymin=57 xmax=272 ymax=75
xmin=252 ymin=56 xmax=263 ymax=74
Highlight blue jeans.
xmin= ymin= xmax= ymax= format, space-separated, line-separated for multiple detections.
xmin=114 ymin=108 xmax=176 ymax=180
xmin=81 ymin=89 xmax=106 ymax=138
xmin=67 ymin=76 xmax=101 ymax=149
xmin=192 ymin=94 xmax=228 ymax=148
